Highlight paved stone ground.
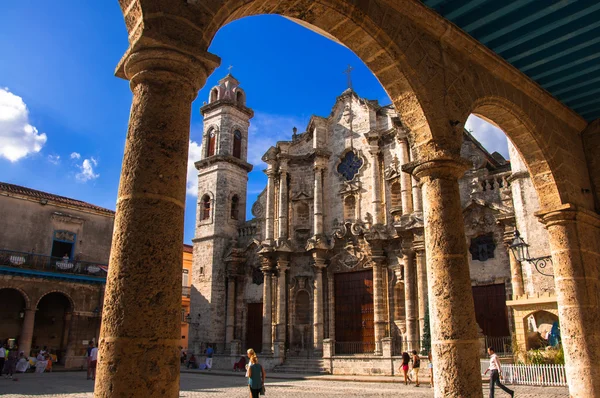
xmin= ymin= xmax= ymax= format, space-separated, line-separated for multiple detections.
xmin=0 ymin=371 xmax=569 ymax=397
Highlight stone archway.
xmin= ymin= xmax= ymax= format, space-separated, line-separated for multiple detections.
xmin=32 ymin=291 xmax=74 ymax=363
xmin=0 ymin=288 xmax=29 ymax=348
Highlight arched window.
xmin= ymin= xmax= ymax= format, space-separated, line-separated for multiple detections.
xmin=231 ymin=195 xmax=239 ymax=220
xmin=390 ymin=182 xmax=402 ymax=209
xmin=210 ymin=88 xmax=218 ymax=103
xmin=344 ymin=195 xmax=356 ymax=220
xmin=207 ymin=130 xmax=216 ymax=157
xmin=201 ymin=195 xmax=211 ymax=220
xmin=233 ymin=130 xmax=242 ymax=159
xmin=236 ymin=91 xmax=244 ymax=106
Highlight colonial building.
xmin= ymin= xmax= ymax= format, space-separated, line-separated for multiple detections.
xmin=0 ymin=183 xmax=194 ymax=366
xmin=191 ymin=75 xmax=556 ymax=372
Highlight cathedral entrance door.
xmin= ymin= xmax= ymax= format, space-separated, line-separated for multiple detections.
xmin=246 ymin=302 xmax=263 ymax=353
xmin=334 ymin=270 xmax=374 ymax=354
xmin=472 ymin=283 xmax=510 ymax=352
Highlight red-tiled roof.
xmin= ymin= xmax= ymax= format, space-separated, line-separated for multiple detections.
xmin=183 ymin=244 xmax=193 ymax=253
xmin=0 ymin=182 xmax=115 ymax=215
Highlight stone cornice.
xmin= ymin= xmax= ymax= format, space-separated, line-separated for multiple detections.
xmin=389 ymin=0 xmax=587 ymax=132
xmin=200 ymin=100 xmax=254 ymax=118
xmin=194 ymin=155 xmax=253 ymax=173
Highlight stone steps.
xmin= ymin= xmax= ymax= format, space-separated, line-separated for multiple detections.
xmin=273 ymin=358 xmax=329 ymax=374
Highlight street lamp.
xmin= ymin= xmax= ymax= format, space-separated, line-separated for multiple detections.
xmin=509 ymin=230 xmax=554 ymax=277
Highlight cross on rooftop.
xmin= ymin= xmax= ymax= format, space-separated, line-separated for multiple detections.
xmin=343 ymin=64 xmax=353 ymax=90
xmin=227 ymin=65 xmax=233 ymax=74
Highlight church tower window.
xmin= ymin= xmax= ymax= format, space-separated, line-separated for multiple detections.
xmin=231 ymin=195 xmax=240 ymax=220
xmin=207 ymin=130 xmax=216 ymax=157
xmin=337 ymin=151 xmax=363 ymax=181
xmin=233 ymin=130 xmax=242 ymax=159
xmin=210 ymin=88 xmax=218 ymax=103
xmin=390 ymin=181 xmax=402 ymax=209
xmin=201 ymin=195 xmax=211 ymax=220
xmin=469 ymin=233 xmax=496 ymax=261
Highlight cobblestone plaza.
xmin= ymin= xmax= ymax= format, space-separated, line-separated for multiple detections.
xmin=0 ymin=372 xmax=569 ymax=397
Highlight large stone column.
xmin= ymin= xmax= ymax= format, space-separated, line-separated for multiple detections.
xmin=507 ymin=247 xmax=525 ymax=298
xmin=538 ymin=205 xmax=600 ymax=397
xmin=372 ymin=254 xmax=387 ymax=354
xmin=278 ymin=162 xmax=289 ymax=241
xmin=415 ymin=244 xmax=428 ymax=342
xmin=19 ymin=308 xmax=35 ymax=356
xmin=276 ymin=257 xmax=289 ymax=342
xmin=95 ymin=47 xmax=218 ymax=397
xmin=410 ymin=148 xmax=423 ymax=213
xmin=225 ymin=276 xmax=236 ymax=344
xmin=313 ymin=159 xmax=326 ymax=235
xmin=398 ymin=137 xmax=414 ymax=215
xmin=313 ymin=256 xmax=327 ymax=353
xmin=265 ymin=167 xmax=276 ymax=244
xmin=402 ymin=247 xmax=418 ymax=351
xmin=369 ymin=146 xmax=383 ymax=224
xmin=261 ymin=258 xmax=274 ymax=354
xmin=406 ymin=157 xmax=481 ymax=397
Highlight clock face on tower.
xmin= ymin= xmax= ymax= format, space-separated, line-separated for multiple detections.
xmin=337 ymin=151 xmax=363 ymax=181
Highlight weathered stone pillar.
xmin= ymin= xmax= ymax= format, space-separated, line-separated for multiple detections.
xmin=276 ymin=257 xmax=289 ymax=342
xmin=402 ymin=246 xmax=418 ymax=351
xmin=415 ymin=243 xmax=428 ymax=343
xmin=405 ymin=157 xmax=481 ymax=397
xmin=328 ymin=270 xmax=335 ymax=340
xmin=372 ymin=252 xmax=387 ymax=354
xmin=538 ymin=205 xmax=600 ymax=397
xmin=95 ymin=47 xmax=218 ymax=397
xmin=313 ymin=159 xmax=326 ymax=235
xmin=369 ymin=146 xmax=383 ymax=224
xmin=508 ymin=246 xmax=525 ymax=298
xmin=313 ymin=256 xmax=326 ymax=353
xmin=410 ymin=148 xmax=423 ymax=213
xmin=225 ymin=276 xmax=236 ymax=344
xmin=398 ymin=138 xmax=414 ymax=215
xmin=265 ymin=167 xmax=276 ymax=244
xmin=261 ymin=258 xmax=274 ymax=354
xmin=19 ymin=308 xmax=35 ymax=356
xmin=278 ymin=162 xmax=289 ymax=241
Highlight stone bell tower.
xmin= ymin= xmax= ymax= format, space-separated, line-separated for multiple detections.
xmin=191 ymin=73 xmax=253 ymax=348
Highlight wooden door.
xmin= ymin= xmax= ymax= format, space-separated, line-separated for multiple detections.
xmin=472 ymin=283 xmax=510 ymax=337
xmin=334 ymin=270 xmax=374 ymax=353
xmin=246 ymin=303 xmax=263 ymax=353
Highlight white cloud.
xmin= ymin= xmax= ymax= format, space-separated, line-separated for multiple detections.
xmin=248 ymin=112 xmax=309 ymax=166
xmin=186 ymin=140 xmax=202 ymax=196
xmin=70 ymin=152 xmax=81 ymax=159
xmin=465 ymin=115 xmax=509 ymax=159
xmin=47 ymin=154 xmax=60 ymax=165
xmin=75 ymin=157 xmax=100 ymax=182
xmin=0 ymin=88 xmax=47 ymax=162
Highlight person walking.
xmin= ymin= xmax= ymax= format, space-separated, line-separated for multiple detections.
xmin=247 ymin=350 xmax=265 ymax=398
xmin=205 ymin=344 xmax=214 ymax=370
xmin=484 ymin=347 xmax=514 ymax=398
xmin=3 ymin=347 xmax=17 ymax=378
xmin=411 ymin=350 xmax=421 ymax=387
xmin=0 ymin=344 xmax=6 ymax=376
xmin=86 ymin=341 xmax=94 ymax=380
xmin=89 ymin=344 xmax=98 ymax=380
xmin=400 ymin=351 xmax=411 ymax=385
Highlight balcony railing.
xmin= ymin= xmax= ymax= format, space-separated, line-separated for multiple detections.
xmin=0 ymin=249 xmax=108 ymax=278
xmin=182 ymin=285 xmax=190 ymax=297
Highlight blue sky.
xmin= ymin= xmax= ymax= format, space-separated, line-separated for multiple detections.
xmin=0 ymin=2 xmax=507 ymax=244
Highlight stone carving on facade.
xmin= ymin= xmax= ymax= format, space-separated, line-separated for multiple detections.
xmin=51 ymin=212 xmax=85 ymax=225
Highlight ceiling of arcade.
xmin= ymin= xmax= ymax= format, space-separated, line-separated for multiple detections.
xmin=115 ymin=0 xmax=595 ymax=213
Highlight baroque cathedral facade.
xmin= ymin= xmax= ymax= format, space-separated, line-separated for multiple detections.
xmin=190 ymin=74 xmax=554 ymax=366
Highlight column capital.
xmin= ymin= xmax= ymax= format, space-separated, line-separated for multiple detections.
xmin=122 ymin=47 xmax=220 ymax=94
xmin=276 ymin=258 xmax=289 ymax=272
xmin=536 ymin=203 xmax=600 ymax=229
xmin=402 ymin=156 xmax=470 ymax=180
xmin=260 ymin=257 xmax=275 ymax=274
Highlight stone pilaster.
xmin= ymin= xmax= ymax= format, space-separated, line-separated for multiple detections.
xmin=414 ymin=243 xmax=428 ymax=342
xmin=95 ymin=46 xmax=218 ymax=398
xmin=402 ymin=246 xmax=418 ymax=351
xmin=372 ymin=251 xmax=387 ymax=354
xmin=278 ymin=162 xmax=289 ymax=241
xmin=538 ymin=205 xmax=600 ymax=397
xmin=265 ymin=167 xmax=277 ymax=244
xmin=19 ymin=308 xmax=35 ymax=356
xmin=405 ymin=157 xmax=481 ymax=398
xmin=313 ymin=255 xmax=327 ymax=353
xmin=410 ymin=147 xmax=422 ymax=213
xmin=276 ymin=257 xmax=289 ymax=342
xmin=225 ymin=276 xmax=236 ymax=344
xmin=398 ymin=137 xmax=414 ymax=215
xmin=369 ymin=146 xmax=383 ymax=224
xmin=313 ymin=158 xmax=326 ymax=235
xmin=261 ymin=258 xmax=274 ymax=354
xmin=392 ymin=266 xmax=406 ymax=335
xmin=505 ymin=236 xmax=525 ymax=298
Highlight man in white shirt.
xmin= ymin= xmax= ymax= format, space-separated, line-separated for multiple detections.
xmin=0 ymin=344 xmax=6 ymax=376
xmin=484 ymin=347 xmax=514 ymax=398
xmin=89 ymin=345 xmax=99 ymax=380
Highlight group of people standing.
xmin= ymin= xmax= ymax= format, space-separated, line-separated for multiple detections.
xmin=399 ymin=350 xmax=432 ymax=387
xmin=183 ymin=345 xmax=214 ymax=370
